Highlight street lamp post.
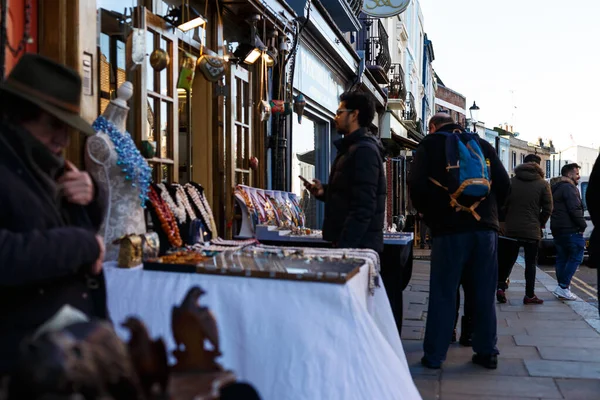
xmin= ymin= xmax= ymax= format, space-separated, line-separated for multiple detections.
xmin=469 ymin=101 xmax=480 ymax=133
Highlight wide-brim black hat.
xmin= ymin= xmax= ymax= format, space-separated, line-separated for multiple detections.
xmin=0 ymin=53 xmax=95 ymax=136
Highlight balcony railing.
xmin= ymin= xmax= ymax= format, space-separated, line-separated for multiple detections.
xmin=387 ymin=63 xmax=406 ymax=101
xmin=357 ymin=16 xmax=391 ymax=84
xmin=402 ymin=92 xmax=417 ymax=121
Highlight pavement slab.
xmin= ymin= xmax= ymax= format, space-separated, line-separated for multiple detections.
xmin=403 ymin=259 xmax=600 ymax=400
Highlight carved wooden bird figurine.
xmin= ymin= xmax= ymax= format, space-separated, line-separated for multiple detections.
xmin=172 ymin=287 xmax=222 ymax=371
xmin=122 ymin=317 xmax=169 ymax=399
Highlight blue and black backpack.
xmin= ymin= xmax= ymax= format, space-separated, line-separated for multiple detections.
xmin=429 ymin=130 xmax=491 ymax=221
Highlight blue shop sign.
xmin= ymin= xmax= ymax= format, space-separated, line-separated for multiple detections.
xmin=293 ymin=44 xmax=345 ymax=114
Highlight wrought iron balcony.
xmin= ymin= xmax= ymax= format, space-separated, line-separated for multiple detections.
xmin=357 ymin=16 xmax=391 ymax=84
xmin=402 ymin=92 xmax=417 ymax=121
xmin=387 ymin=63 xmax=406 ymax=101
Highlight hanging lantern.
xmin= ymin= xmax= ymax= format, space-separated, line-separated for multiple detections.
xmin=293 ymin=94 xmax=306 ymax=124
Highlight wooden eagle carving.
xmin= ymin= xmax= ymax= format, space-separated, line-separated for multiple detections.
xmin=171 ymin=286 xmax=222 ymax=372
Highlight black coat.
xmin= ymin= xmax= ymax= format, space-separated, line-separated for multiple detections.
xmin=550 ymin=178 xmax=586 ymax=236
xmin=0 ymin=125 xmax=106 ymax=374
xmin=408 ymin=124 xmax=511 ymax=237
xmin=319 ymin=128 xmax=386 ymax=253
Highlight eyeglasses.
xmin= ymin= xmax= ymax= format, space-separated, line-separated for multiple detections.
xmin=335 ymin=109 xmax=354 ymax=116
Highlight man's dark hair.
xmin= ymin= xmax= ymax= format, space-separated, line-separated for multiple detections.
xmin=524 ymin=154 xmax=541 ymax=165
xmin=428 ymin=113 xmax=454 ymax=130
xmin=339 ymin=91 xmax=375 ymax=128
xmin=561 ymin=163 xmax=581 ymax=177
xmin=0 ymin=91 xmax=42 ymax=124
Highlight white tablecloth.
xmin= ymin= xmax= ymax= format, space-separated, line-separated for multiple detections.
xmin=104 ymin=262 xmax=421 ymax=400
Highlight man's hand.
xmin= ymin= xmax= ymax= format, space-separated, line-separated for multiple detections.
xmin=304 ymin=179 xmax=324 ymax=197
xmin=91 ymin=235 xmax=105 ymax=275
xmin=57 ymin=160 xmax=95 ymax=206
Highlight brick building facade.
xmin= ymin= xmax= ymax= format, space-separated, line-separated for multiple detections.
xmin=433 ymin=74 xmax=467 ymax=129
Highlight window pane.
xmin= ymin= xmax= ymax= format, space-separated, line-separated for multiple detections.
xmin=160 ymin=37 xmax=169 ymax=96
xmin=99 ymin=33 xmax=111 ymax=98
xmin=160 ymin=100 xmax=170 ymax=159
xmin=292 ymin=117 xmax=317 ymax=229
xmin=161 ymin=165 xmax=171 ymax=183
xmin=146 ymin=30 xmax=156 ymax=92
xmin=116 ymin=40 xmax=127 ymax=88
xmin=147 ymin=99 xmax=156 ymax=143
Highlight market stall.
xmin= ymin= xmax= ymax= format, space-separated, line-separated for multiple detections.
xmin=104 ymin=245 xmax=421 ymax=400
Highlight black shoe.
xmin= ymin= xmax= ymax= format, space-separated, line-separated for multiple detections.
xmin=472 ymin=354 xmax=498 ymax=369
xmin=421 ymin=356 xmax=441 ymax=369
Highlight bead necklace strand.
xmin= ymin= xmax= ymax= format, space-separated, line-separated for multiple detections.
xmin=148 ymin=186 xmax=183 ymax=248
xmin=157 ymin=183 xmax=187 ymax=224
xmin=92 ymin=116 xmax=151 ymax=207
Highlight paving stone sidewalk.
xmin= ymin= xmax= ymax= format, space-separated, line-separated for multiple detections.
xmin=403 ymin=260 xmax=600 ymax=400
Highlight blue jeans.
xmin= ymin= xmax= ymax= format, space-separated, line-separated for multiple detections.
xmin=554 ymin=233 xmax=585 ymax=288
xmin=423 ymin=230 xmax=499 ymax=366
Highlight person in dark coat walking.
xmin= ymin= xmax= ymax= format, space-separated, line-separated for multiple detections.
xmin=409 ymin=113 xmax=510 ymax=370
xmin=496 ymin=154 xmax=552 ymax=305
xmin=304 ymin=91 xmax=386 ymax=252
xmin=0 ymin=54 xmax=107 ymax=375
xmin=586 ymin=156 xmax=600 ymax=315
xmin=551 ymin=163 xmax=586 ymax=300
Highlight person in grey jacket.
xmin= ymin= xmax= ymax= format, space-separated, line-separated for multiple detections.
xmin=550 ymin=163 xmax=586 ymax=300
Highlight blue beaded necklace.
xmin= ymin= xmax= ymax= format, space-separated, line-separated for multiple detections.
xmin=92 ymin=116 xmax=152 ymax=207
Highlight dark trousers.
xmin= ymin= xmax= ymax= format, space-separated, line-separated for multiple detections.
xmin=423 ymin=230 xmax=499 ymax=365
xmin=497 ymin=237 xmax=539 ymax=298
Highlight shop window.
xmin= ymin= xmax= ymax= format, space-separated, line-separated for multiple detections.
xmin=291 ymin=115 xmax=330 ymax=230
xmin=98 ymin=9 xmax=128 ymax=115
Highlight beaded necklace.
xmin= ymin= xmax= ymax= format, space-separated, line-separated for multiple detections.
xmin=148 ymin=186 xmax=183 ymax=248
xmin=174 ymin=184 xmax=197 ymax=221
xmin=184 ymin=184 xmax=217 ymax=238
xmin=157 ymin=183 xmax=187 ymax=224
xmin=92 ymin=116 xmax=152 ymax=207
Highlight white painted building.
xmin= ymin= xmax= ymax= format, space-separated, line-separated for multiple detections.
xmin=549 ymin=145 xmax=599 ymax=178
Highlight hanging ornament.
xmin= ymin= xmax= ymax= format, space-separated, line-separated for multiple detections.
xmin=150 ymin=48 xmax=170 ymax=72
xmin=177 ymin=52 xmax=198 ymax=90
xmin=294 ymin=94 xmax=306 ymax=124
xmin=249 ymin=156 xmax=259 ymax=171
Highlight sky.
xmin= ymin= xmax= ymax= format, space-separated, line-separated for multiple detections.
xmin=420 ymin=0 xmax=600 ymax=150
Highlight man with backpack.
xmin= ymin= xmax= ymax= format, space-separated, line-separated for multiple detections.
xmin=409 ymin=113 xmax=510 ymax=370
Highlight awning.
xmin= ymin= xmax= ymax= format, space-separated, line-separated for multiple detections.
xmin=401 ymin=120 xmax=424 ymax=143
xmin=390 ymin=132 xmax=419 ymax=150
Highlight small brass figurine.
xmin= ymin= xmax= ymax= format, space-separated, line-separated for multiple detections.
xmin=172 ymin=286 xmax=222 ymax=372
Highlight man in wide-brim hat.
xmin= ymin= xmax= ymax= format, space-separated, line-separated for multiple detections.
xmin=0 ymin=54 xmax=107 ymax=376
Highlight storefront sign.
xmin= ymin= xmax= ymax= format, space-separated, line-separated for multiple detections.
xmin=293 ymin=44 xmax=345 ymax=114
xmin=362 ymin=0 xmax=410 ymax=18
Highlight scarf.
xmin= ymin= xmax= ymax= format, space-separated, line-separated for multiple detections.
xmin=0 ymin=119 xmax=66 ymax=223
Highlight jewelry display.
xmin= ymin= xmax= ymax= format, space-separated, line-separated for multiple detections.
xmin=148 ymin=186 xmax=183 ymax=248
xmin=92 ymin=116 xmax=152 ymax=207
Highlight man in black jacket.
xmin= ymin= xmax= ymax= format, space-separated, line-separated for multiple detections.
xmin=0 ymin=54 xmax=106 ymax=375
xmin=551 ymin=163 xmax=586 ymax=300
xmin=304 ymin=91 xmax=386 ymax=252
xmin=409 ymin=113 xmax=510 ymax=370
